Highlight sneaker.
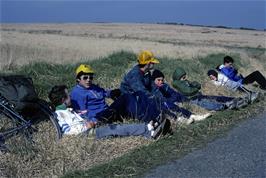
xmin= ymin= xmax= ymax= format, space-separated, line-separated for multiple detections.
xmin=249 ymin=91 xmax=260 ymax=103
xmin=225 ymin=98 xmax=238 ymax=109
xmin=152 ymin=118 xmax=171 ymax=139
xmin=147 ymin=121 xmax=154 ymax=131
xmin=236 ymin=97 xmax=249 ymax=108
xmin=190 ymin=113 xmax=211 ymax=122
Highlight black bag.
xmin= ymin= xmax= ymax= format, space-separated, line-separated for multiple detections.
xmin=0 ymin=75 xmax=38 ymax=111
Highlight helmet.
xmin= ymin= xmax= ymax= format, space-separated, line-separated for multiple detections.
xmin=75 ymin=64 xmax=94 ymax=75
xmin=138 ymin=50 xmax=159 ymax=65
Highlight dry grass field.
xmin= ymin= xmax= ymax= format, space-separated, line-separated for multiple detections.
xmin=1 ymin=23 xmax=265 ymax=71
xmin=0 ymin=23 xmax=265 ymax=177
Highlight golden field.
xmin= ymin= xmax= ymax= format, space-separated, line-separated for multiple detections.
xmin=1 ymin=23 xmax=265 ymax=71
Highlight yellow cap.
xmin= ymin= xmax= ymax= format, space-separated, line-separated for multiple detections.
xmin=75 ymin=64 xmax=94 ymax=75
xmin=138 ymin=50 xmax=159 ymax=65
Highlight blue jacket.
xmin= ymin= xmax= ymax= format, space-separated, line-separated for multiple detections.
xmin=219 ymin=65 xmax=243 ymax=83
xmin=70 ymin=84 xmax=110 ymax=122
xmin=151 ymin=83 xmax=188 ymax=109
xmin=120 ymin=65 xmax=152 ymax=96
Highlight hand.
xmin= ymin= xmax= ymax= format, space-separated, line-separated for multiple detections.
xmin=77 ymin=110 xmax=87 ymax=115
xmin=86 ymin=121 xmax=96 ymax=129
xmin=110 ymin=89 xmax=121 ymax=100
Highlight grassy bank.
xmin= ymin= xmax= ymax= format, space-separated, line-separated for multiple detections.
xmin=64 ymin=100 xmax=265 ymax=178
xmin=0 ymin=51 xmax=265 ymax=177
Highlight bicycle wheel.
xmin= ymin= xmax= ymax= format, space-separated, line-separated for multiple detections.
xmin=26 ymin=99 xmax=62 ymax=147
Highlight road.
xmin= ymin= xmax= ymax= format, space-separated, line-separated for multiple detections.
xmin=144 ymin=112 xmax=266 ymax=178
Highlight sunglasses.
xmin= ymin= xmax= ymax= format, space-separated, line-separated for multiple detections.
xmin=81 ymin=75 xmax=93 ymax=80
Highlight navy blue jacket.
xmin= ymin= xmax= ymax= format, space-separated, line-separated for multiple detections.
xmin=120 ymin=65 xmax=152 ymax=96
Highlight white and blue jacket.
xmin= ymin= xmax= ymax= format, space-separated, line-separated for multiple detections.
xmin=55 ymin=104 xmax=88 ymax=135
xmin=212 ymin=72 xmax=243 ymax=91
xmin=219 ymin=65 xmax=243 ymax=83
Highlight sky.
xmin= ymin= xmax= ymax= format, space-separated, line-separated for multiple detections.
xmin=1 ymin=0 xmax=265 ymax=30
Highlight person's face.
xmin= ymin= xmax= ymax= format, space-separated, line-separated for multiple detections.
xmin=63 ymin=89 xmax=71 ymax=106
xmin=224 ymin=62 xmax=233 ymax=68
xmin=78 ymin=74 xmax=93 ymax=88
xmin=154 ymin=77 xmax=164 ymax=87
xmin=180 ymin=75 xmax=187 ymax=81
xmin=209 ymin=75 xmax=217 ymax=81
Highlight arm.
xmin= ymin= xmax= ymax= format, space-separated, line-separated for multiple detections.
xmin=161 ymin=84 xmax=188 ymax=103
xmin=221 ymin=67 xmax=242 ymax=81
xmin=172 ymin=80 xmax=199 ymax=96
xmin=189 ymin=81 xmax=201 ymax=90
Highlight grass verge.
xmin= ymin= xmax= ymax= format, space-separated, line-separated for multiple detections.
xmin=63 ymin=99 xmax=265 ymax=178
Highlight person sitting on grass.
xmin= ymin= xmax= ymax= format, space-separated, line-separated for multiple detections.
xmin=120 ymin=50 xmax=159 ymax=96
xmin=151 ymin=69 xmax=211 ymax=124
xmin=217 ymin=56 xmax=266 ymax=90
xmin=71 ymin=64 xmax=164 ymax=126
xmin=118 ymin=50 xmax=167 ymax=123
xmin=172 ymin=67 xmax=249 ymax=110
xmin=48 ymin=85 xmax=171 ymax=139
xmin=207 ymin=69 xmax=259 ymax=103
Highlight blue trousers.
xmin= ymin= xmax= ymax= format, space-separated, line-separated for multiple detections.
xmin=95 ymin=92 xmax=161 ymax=123
xmin=162 ymin=101 xmax=192 ymax=118
xmin=190 ymin=95 xmax=234 ymax=111
xmin=95 ymin=123 xmax=151 ymax=139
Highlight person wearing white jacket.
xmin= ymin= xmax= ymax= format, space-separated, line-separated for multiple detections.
xmin=207 ymin=69 xmax=243 ymax=91
xmin=207 ymin=70 xmax=259 ymax=104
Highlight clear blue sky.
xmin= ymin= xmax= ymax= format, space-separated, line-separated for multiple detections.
xmin=1 ymin=1 xmax=265 ymax=30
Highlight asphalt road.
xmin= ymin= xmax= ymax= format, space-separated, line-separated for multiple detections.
xmin=144 ymin=112 xmax=266 ymax=178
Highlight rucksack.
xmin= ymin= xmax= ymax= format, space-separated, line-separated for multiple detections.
xmin=0 ymin=75 xmax=38 ymax=112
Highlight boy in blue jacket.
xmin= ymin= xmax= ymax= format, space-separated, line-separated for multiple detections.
xmin=151 ymin=69 xmax=211 ymax=124
xmin=218 ymin=56 xmax=266 ymax=90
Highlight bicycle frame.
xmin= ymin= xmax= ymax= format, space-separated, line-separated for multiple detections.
xmin=0 ymin=94 xmax=34 ymax=151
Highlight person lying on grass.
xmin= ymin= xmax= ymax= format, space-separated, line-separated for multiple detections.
xmin=207 ymin=69 xmax=259 ymax=104
xmin=172 ymin=67 xmax=249 ymax=110
xmin=217 ymin=55 xmax=266 ymax=90
xmin=151 ymin=69 xmax=211 ymax=125
xmin=48 ymin=85 xmax=171 ymax=139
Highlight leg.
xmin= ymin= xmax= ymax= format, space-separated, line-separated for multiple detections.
xmin=190 ymin=98 xmax=225 ymax=111
xmin=192 ymin=94 xmax=234 ymax=103
xmin=242 ymin=71 xmax=266 ymax=88
xmin=95 ymin=123 xmax=151 ymax=139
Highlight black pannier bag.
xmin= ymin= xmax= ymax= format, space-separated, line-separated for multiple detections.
xmin=0 ymin=75 xmax=63 ymax=141
xmin=0 ymin=75 xmax=38 ymax=112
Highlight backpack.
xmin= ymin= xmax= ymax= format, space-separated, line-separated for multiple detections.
xmin=0 ymin=75 xmax=38 ymax=112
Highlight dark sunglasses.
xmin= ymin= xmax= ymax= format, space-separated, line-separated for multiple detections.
xmin=81 ymin=75 xmax=93 ymax=80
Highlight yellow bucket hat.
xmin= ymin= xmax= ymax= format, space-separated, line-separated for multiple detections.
xmin=75 ymin=64 xmax=94 ymax=76
xmin=138 ymin=50 xmax=159 ymax=65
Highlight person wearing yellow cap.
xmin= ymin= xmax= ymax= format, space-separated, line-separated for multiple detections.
xmin=120 ymin=50 xmax=159 ymax=96
xmin=70 ymin=64 xmax=121 ymax=123
xmin=119 ymin=50 xmax=168 ymax=124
